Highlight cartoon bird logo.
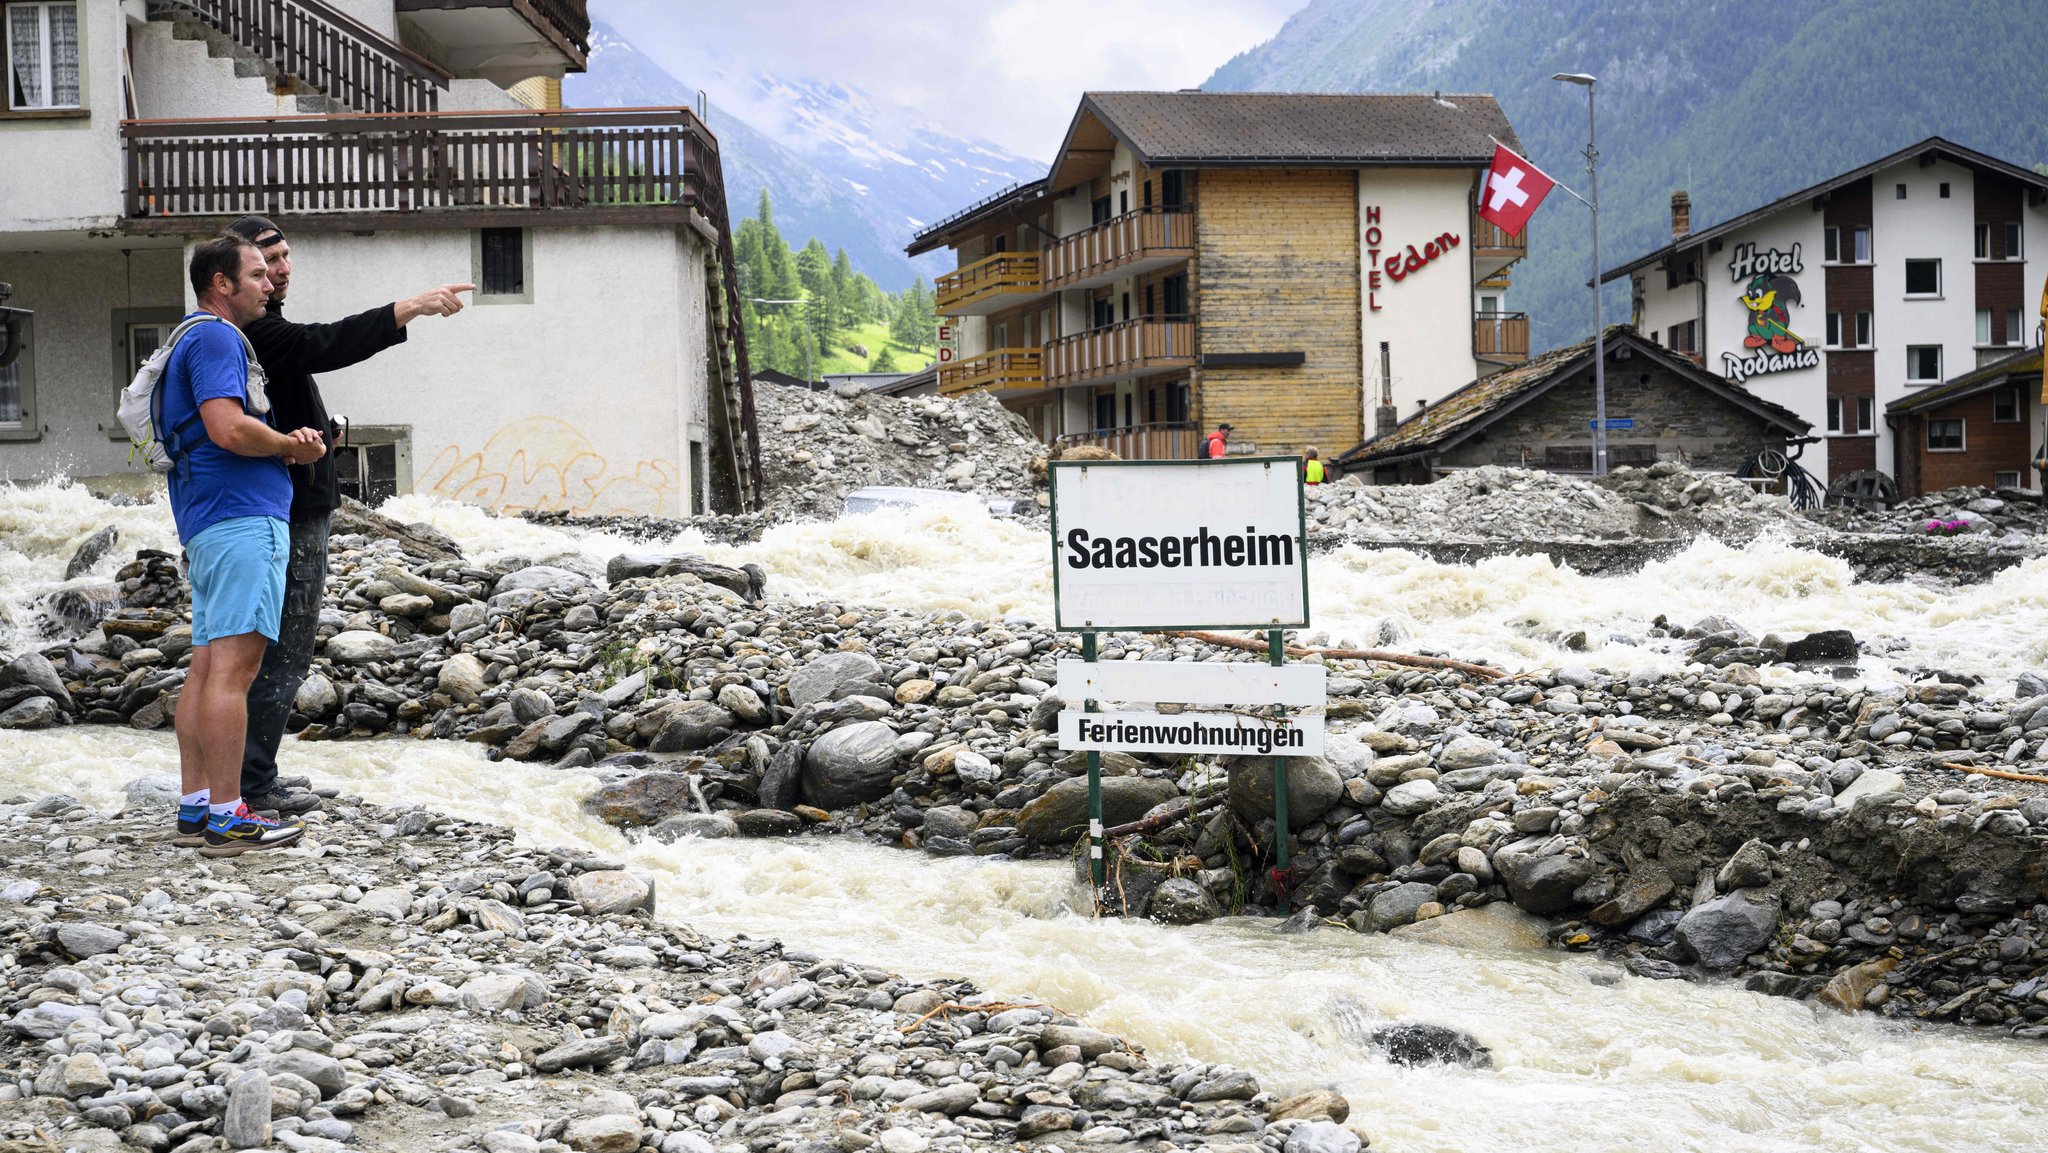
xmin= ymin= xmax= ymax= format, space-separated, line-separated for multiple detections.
xmin=1740 ymin=273 xmax=1803 ymax=354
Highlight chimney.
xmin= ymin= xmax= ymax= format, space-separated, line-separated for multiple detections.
xmin=1671 ymin=191 xmax=1691 ymax=243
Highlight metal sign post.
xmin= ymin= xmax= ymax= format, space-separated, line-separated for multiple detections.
xmin=1049 ymin=457 xmax=1315 ymax=917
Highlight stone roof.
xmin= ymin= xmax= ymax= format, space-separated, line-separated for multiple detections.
xmin=1077 ymin=91 xmax=1519 ymax=167
xmin=1887 ymin=345 xmax=2044 ymax=415
xmin=1340 ymin=326 xmax=1809 ymax=466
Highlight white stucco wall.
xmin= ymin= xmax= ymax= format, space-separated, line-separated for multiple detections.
xmin=217 ymin=224 xmax=707 ymax=517
xmin=1872 ymin=159 xmax=1977 ymax=408
xmin=1698 ymin=207 xmax=1830 ymax=474
xmin=1358 ymin=168 xmax=1483 ymax=418
xmin=128 ymin=16 xmax=305 ymax=120
xmin=0 ymin=247 xmax=185 ymax=480
xmin=0 ymin=0 xmax=124 ymax=232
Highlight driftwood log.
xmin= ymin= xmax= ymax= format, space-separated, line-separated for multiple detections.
xmin=1165 ymin=630 xmax=1504 ymax=680
xmin=1101 ymin=793 xmax=1228 ymax=840
xmin=1944 ymin=762 xmax=2048 ymax=785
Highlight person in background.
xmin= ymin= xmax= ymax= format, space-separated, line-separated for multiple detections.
xmin=1304 ymin=447 xmax=1325 ymax=485
xmin=220 ymin=215 xmax=472 ymax=817
xmin=165 ymin=235 xmax=325 ymax=856
xmin=1205 ymin=422 xmax=1231 ymax=459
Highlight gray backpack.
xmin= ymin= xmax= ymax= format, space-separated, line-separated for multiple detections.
xmin=117 ymin=315 xmax=270 ymax=472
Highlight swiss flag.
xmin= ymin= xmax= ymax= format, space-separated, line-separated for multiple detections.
xmin=1478 ymin=143 xmax=1554 ymax=238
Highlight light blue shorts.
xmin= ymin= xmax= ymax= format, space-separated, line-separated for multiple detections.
xmin=186 ymin=515 xmax=288 ymax=646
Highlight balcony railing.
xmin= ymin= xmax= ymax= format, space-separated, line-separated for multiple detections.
xmin=1054 ymin=422 xmax=1199 ymax=461
xmin=165 ymin=0 xmax=449 ymax=114
xmin=934 ymin=251 xmax=1042 ymax=316
xmin=121 ymin=107 xmax=719 ymax=228
xmin=1472 ymin=217 xmax=1527 ymax=262
xmin=1044 ymin=207 xmax=1194 ymax=291
xmin=1475 ymin=312 xmax=1529 ymax=362
xmin=938 ymin=348 xmax=1044 ymax=397
xmin=1045 ymin=316 xmax=1196 ymax=389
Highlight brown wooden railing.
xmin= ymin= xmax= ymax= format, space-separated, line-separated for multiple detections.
xmin=934 ymin=251 xmax=1041 ymax=315
xmin=522 ymin=0 xmax=590 ymax=55
xmin=1054 ymin=422 xmax=1199 ymax=461
xmin=122 ymin=107 xmax=716 ymax=221
xmin=1045 ymin=316 xmax=1196 ymax=389
xmin=938 ymin=348 xmax=1043 ymax=397
xmin=1475 ymin=311 xmax=1529 ymax=362
xmin=1044 ymin=207 xmax=1194 ymax=290
xmin=1472 ymin=217 xmax=1527 ymax=259
xmin=163 ymin=0 xmax=448 ymax=113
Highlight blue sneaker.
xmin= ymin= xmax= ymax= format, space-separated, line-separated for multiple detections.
xmin=174 ymin=802 xmax=208 ymax=848
xmin=199 ymin=802 xmax=304 ymax=859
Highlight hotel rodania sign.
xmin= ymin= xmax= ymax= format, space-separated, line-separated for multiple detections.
xmin=1721 ymin=242 xmax=1820 ymax=384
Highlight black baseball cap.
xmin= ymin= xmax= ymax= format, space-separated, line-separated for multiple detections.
xmin=1218 ymin=422 xmax=1232 ymax=430
xmin=225 ymin=215 xmax=285 ymax=248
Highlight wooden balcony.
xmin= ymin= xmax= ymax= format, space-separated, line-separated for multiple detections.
xmin=395 ymin=0 xmax=590 ymax=80
xmin=1045 ymin=316 xmax=1196 ymax=390
xmin=1472 ymin=217 xmax=1527 ymax=283
xmin=1044 ymin=207 xmax=1194 ymax=292
xmin=119 ymin=107 xmax=720 ymax=232
xmin=935 ymin=251 xmax=1042 ymax=316
xmin=1054 ymin=422 xmax=1199 ymax=461
xmin=937 ymin=348 xmax=1044 ymax=398
xmin=1475 ymin=312 xmax=1529 ymax=364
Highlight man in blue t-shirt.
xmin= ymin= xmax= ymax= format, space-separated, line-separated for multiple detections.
xmin=164 ymin=235 xmax=328 ymax=858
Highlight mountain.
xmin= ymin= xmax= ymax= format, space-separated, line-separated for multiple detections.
xmin=565 ymin=23 xmax=1042 ymax=290
xmin=1208 ymin=0 xmax=2048 ymax=352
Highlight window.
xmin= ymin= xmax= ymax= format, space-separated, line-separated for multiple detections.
xmin=1091 ymin=295 xmax=1113 ymax=329
xmin=109 ymin=307 xmax=181 ymax=437
xmin=1907 ymin=345 xmax=1942 ymax=383
xmin=1973 ymin=221 xmax=2018 ymax=260
xmin=1118 ymin=190 xmax=1128 ymax=216
xmin=1091 ymin=196 xmax=1111 ymax=226
xmin=2007 ymin=309 xmax=2025 ymax=346
xmin=1163 ymin=273 xmax=1188 ymax=316
xmin=1857 ymin=397 xmax=1874 ymax=433
xmin=0 ymin=311 xmax=36 ymax=440
xmin=1904 ymin=259 xmax=1940 ymax=296
xmin=1977 ymin=308 xmax=1993 ymax=346
xmin=474 ymin=228 xmax=530 ymax=302
xmin=5 ymin=2 xmax=80 ymax=111
xmin=1667 ymin=319 xmax=1697 ymax=353
xmin=1664 ymin=255 xmax=1699 ymax=289
xmin=1927 ymin=419 xmax=1964 ymax=451
xmin=1093 ymin=392 xmax=1114 ymax=431
xmin=1895 ymin=183 xmax=1907 ymax=199
xmin=1826 ymin=312 xmax=1842 ymax=348
xmin=1824 ymin=227 xmax=1839 ymax=263
xmin=1856 ymin=311 xmax=1872 ymax=346
xmin=1996 ymin=470 xmax=2022 ymax=489
xmin=2006 ymin=221 xmax=2023 ymax=260
xmin=1853 ymin=228 xmax=1871 ymax=263
xmin=1826 ymin=397 xmax=1844 ymax=434
xmin=1939 ymin=182 xmax=1950 ymax=198
xmin=1160 ymin=171 xmax=1186 ymax=208
xmin=332 ymin=426 xmax=411 ymax=507
xmin=1993 ymin=387 xmax=2020 ymax=423
xmin=1166 ymin=381 xmax=1190 ymax=424
xmin=1976 ymin=223 xmax=1991 ymax=260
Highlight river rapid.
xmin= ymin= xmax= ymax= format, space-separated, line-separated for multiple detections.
xmin=5 ymin=482 xmax=2048 ymax=1153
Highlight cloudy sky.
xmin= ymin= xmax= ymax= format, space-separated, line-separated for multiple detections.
xmin=592 ymin=0 xmax=1306 ymax=161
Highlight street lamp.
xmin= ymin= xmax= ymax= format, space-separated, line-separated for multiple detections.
xmin=748 ymin=296 xmax=814 ymax=385
xmin=1552 ymin=70 xmax=1607 ymax=477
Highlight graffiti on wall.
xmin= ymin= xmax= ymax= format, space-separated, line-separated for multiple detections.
xmin=1720 ymin=242 xmax=1820 ymax=384
xmin=418 ymin=416 xmax=675 ymax=516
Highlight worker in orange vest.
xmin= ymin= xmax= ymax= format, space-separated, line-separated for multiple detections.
xmin=1204 ymin=423 xmax=1230 ymax=459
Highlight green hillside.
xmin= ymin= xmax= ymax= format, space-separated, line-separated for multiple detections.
xmin=1208 ymin=0 xmax=2048 ymax=351
xmin=817 ymin=321 xmax=936 ymax=376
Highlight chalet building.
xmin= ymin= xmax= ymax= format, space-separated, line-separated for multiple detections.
xmin=906 ymin=92 xmax=1530 ymax=460
xmin=1605 ymin=138 xmax=2047 ymax=493
xmin=0 ymin=0 xmax=759 ymax=515
xmin=1341 ymin=325 xmax=1809 ymax=484
xmin=1886 ymin=346 xmax=2043 ymax=498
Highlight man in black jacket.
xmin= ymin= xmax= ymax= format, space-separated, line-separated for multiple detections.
xmin=223 ymin=215 xmax=473 ymax=813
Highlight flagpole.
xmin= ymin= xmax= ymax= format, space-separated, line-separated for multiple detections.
xmin=1553 ymin=72 xmax=1605 ymax=476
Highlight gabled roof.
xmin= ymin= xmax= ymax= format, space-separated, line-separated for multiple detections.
xmin=1887 ymin=346 xmax=2044 ymax=416
xmin=1047 ymin=92 xmax=1519 ymax=191
xmin=1602 ymin=136 xmax=2048 ymax=283
xmin=906 ymin=179 xmax=1048 ymax=257
xmin=1338 ymin=325 xmax=1809 ymax=467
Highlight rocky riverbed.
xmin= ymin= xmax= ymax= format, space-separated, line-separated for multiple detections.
xmin=0 ymin=793 xmax=1370 ymax=1153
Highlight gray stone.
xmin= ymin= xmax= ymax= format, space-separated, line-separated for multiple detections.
xmin=495 ymin=565 xmax=593 ymax=593
xmin=436 ymin=654 xmax=487 ymax=705
xmin=1497 ymin=851 xmax=1595 ymax=916
xmin=295 ymin=673 xmax=338 ymax=718
xmin=1716 ymin=839 xmax=1773 ymax=891
xmin=733 ymin=809 xmax=803 ymax=837
xmin=460 ymin=972 xmax=546 ymax=1013
xmin=324 ymin=631 xmax=397 ymax=663
xmin=1380 ymin=778 xmax=1442 ymax=817
xmin=1366 ymin=882 xmax=1439 ymax=931
xmin=223 ymin=1070 xmax=270 ymax=1149
xmin=3 ymin=651 xmax=73 ymax=711
xmin=1435 ymin=734 xmax=1501 ymax=770
xmin=653 ymin=813 xmax=739 ymax=840
xmin=1038 ymin=1025 xmax=1118 ymax=1058
xmin=787 ymin=651 xmax=885 ymax=707
xmin=1283 ymin=1121 xmax=1362 ymax=1153
xmin=569 ymin=871 xmax=652 ymax=916
xmin=1676 ymin=890 xmax=1780 ymax=970
xmin=56 ymin=922 xmax=127 ymax=958
xmin=1148 ymin=877 xmax=1221 ymax=925
xmin=0 ymin=696 xmax=61 ymax=729
xmin=922 ymin=804 xmax=978 ymax=842
xmin=1785 ymin=629 xmax=1858 ymax=662
xmin=717 ymin=683 xmax=768 ymax=725
xmin=1368 ymin=1022 xmax=1493 ymax=1068
xmin=649 ymin=701 xmax=736 ymax=752
xmin=536 ymin=1036 xmax=629 ymax=1073
xmin=1016 ymin=776 xmax=1180 ymax=843
xmin=264 ymin=1050 xmax=346 ymax=1098
xmin=1834 ymin=768 xmax=1905 ymax=809
xmin=64 ymin=526 xmax=119 ymax=580
xmin=897 ymin=1083 xmax=980 ymax=1115
xmin=800 ymin=721 xmax=901 ymax=808
xmin=562 ymin=1113 xmax=642 ymax=1153
xmin=1226 ymin=757 xmax=1343 ymax=830
xmin=758 ymin=742 xmax=802 ymax=811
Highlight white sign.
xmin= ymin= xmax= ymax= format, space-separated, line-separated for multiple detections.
xmin=1054 ymin=659 xmax=1324 ymax=707
xmin=1051 ymin=458 xmax=1307 ymax=631
xmin=1059 ymin=709 xmax=1323 ymax=757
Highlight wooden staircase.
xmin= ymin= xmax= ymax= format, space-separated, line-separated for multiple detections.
xmin=148 ymin=0 xmax=448 ymax=114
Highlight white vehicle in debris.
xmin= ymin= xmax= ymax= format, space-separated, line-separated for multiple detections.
xmin=841 ymin=486 xmax=1020 ymax=519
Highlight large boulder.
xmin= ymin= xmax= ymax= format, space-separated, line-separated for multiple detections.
xmin=1016 ymin=776 xmax=1180 ymax=843
xmin=649 ymin=702 xmax=736 ymax=752
xmin=325 ymin=631 xmax=398 ymax=663
xmin=800 ymin=721 xmax=901 ymax=808
xmin=64 ymin=526 xmax=120 ymax=580
xmin=494 ymin=565 xmax=593 ymax=593
xmin=582 ymin=772 xmax=697 ymax=828
xmin=1148 ymin=877 xmax=1221 ymax=925
xmin=787 ymin=652 xmax=889 ymax=707
xmin=1496 ymin=849 xmax=1595 ymax=916
xmin=757 ymin=741 xmax=802 ymax=811
xmin=1675 ymin=890 xmax=1779 ymax=970
xmin=1225 ymin=757 xmax=1343 ymax=830
xmin=1367 ymin=1022 xmax=1492 ymax=1069
xmin=1363 ymin=881 xmax=1440 ymax=932
xmin=606 ymin=552 xmax=760 ymax=600
xmin=436 ymin=653 xmax=487 ymax=704
xmin=2 ymin=651 xmax=72 ymax=712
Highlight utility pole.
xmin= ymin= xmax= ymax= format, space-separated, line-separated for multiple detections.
xmin=1553 ymin=71 xmax=1606 ymax=476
